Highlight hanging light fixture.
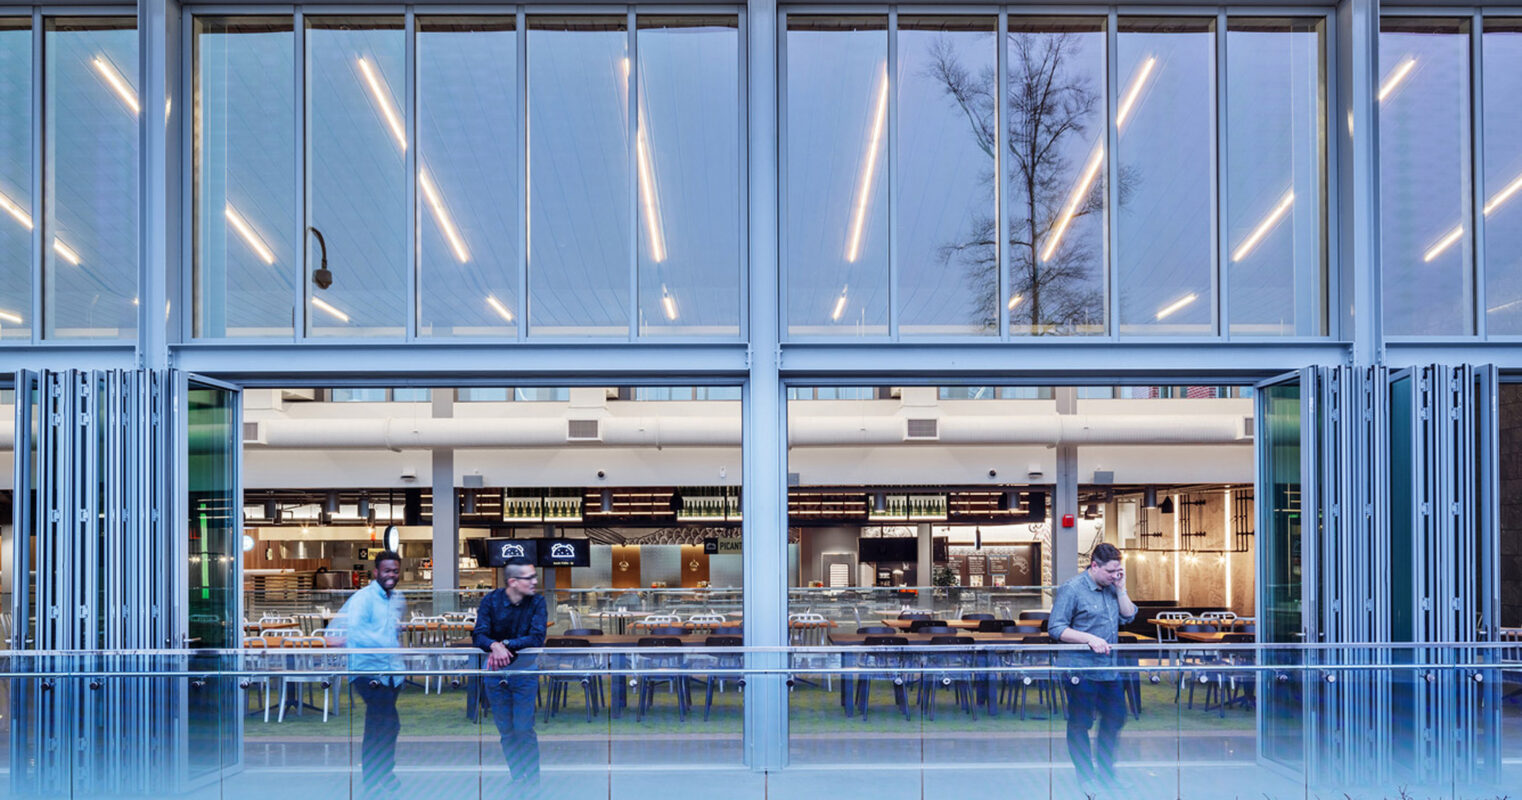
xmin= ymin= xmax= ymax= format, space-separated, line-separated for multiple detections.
xmin=1142 ymin=487 xmax=1158 ymax=509
xmin=872 ymin=492 xmax=886 ymax=513
xmin=600 ymin=488 xmax=613 ymax=513
xmin=462 ymin=488 xmax=476 ymax=515
xmin=974 ymin=527 xmax=983 ymax=551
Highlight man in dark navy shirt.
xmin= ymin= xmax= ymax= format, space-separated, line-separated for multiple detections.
xmin=473 ymin=556 xmax=547 ymax=797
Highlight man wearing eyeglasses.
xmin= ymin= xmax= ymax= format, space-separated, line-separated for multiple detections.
xmin=472 ymin=556 xmax=547 ymax=798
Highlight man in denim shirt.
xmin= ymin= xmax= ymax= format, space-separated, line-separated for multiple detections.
xmin=472 ymin=556 xmax=547 ymax=798
xmin=332 ymin=551 xmax=406 ymax=799
xmin=1048 ymin=543 xmax=1137 ymax=788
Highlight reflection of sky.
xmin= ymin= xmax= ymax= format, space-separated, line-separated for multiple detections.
xmin=1483 ymin=31 xmax=1522 ymax=334
xmin=47 ymin=22 xmax=138 ymax=339
xmin=1380 ymin=30 xmax=1469 ymax=336
xmin=636 ymin=23 xmax=742 ymax=335
xmin=527 ymin=21 xmax=629 ymax=336
xmin=418 ymin=22 xmax=519 ymax=337
xmin=896 ymin=23 xmax=994 ymax=335
xmin=0 ymin=24 xmax=31 ymax=339
xmin=1116 ymin=25 xmax=1214 ymax=332
xmin=1226 ymin=26 xmax=1322 ymax=337
xmin=199 ymin=22 xmax=295 ymax=338
xmin=786 ymin=22 xmax=888 ymax=335
xmin=307 ymin=22 xmax=407 ymax=337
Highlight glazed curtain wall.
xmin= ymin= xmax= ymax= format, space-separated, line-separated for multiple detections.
xmin=783 ymin=12 xmax=1327 ymax=340
xmin=1380 ymin=16 xmax=1522 ymax=338
xmin=193 ymin=12 xmax=743 ymax=340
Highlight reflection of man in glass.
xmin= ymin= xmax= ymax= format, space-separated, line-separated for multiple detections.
xmin=472 ymin=557 xmax=547 ymax=798
xmin=332 ymin=550 xmax=406 ymax=799
xmin=1048 ymin=543 xmax=1137 ymax=789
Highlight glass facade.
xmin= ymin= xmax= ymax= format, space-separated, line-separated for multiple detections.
xmin=1483 ymin=20 xmax=1522 ymax=335
xmin=0 ymin=19 xmax=31 ymax=341
xmin=45 ymin=18 xmax=138 ymax=340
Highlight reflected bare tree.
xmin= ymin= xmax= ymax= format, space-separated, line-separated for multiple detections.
xmin=929 ymin=32 xmax=1131 ymax=333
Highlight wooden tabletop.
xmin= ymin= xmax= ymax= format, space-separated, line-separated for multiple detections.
xmin=831 ymin=630 xmax=1153 ymax=646
xmin=1175 ymin=631 xmax=1254 ymax=643
xmin=881 ymin=619 xmax=987 ymax=630
xmin=1148 ymin=617 xmax=1254 ymax=629
xmin=545 ymin=634 xmax=716 ymax=647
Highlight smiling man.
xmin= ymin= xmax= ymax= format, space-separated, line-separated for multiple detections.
xmin=334 ymin=550 xmax=406 ymax=799
xmin=1048 ymin=542 xmax=1138 ymax=790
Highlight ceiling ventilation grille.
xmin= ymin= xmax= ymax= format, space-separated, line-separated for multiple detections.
xmin=242 ymin=421 xmax=263 ymax=444
xmin=567 ymin=419 xmax=601 ymax=442
xmin=904 ymin=418 xmax=939 ymax=441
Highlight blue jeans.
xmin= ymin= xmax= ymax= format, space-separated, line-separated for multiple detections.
xmin=352 ymin=678 xmax=402 ymax=798
xmin=1063 ymin=678 xmax=1126 ymax=784
xmin=484 ymin=674 xmax=540 ymax=790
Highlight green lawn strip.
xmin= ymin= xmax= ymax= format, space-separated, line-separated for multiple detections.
xmin=246 ymin=681 xmax=1252 ymax=738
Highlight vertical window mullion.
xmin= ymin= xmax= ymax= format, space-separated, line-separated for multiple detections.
xmin=405 ymin=8 xmax=417 ymax=342
xmin=995 ymin=9 xmax=1007 ymax=340
xmin=30 ymin=10 xmax=42 ymax=344
xmin=1215 ymin=11 xmax=1228 ymax=338
xmin=1471 ymin=13 xmax=1486 ymax=339
xmin=517 ymin=6 xmax=527 ymax=341
xmin=627 ymin=9 xmax=638 ymax=341
xmin=1104 ymin=10 xmax=1119 ymax=340
xmin=887 ymin=9 xmax=898 ymax=341
xmin=293 ymin=8 xmax=306 ymax=341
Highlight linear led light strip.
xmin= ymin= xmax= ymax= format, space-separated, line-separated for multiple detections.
xmin=224 ymin=204 xmax=275 ymax=264
xmin=1040 ymin=57 xmax=1156 ymax=263
xmin=845 ymin=63 xmax=890 ymax=264
xmin=621 ymin=59 xmax=668 ymax=264
xmin=357 ymin=57 xmax=470 ymax=264
xmin=1155 ymin=292 xmax=1197 ymax=320
xmin=311 ymin=296 xmax=349 ymax=322
xmin=485 ymin=294 xmax=514 ymax=323
xmin=92 ymin=56 xmax=140 ymax=114
xmin=1421 ymin=172 xmax=1522 ymax=262
xmin=1232 ymin=56 xmax=1420 ymax=264
xmin=1 ymin=188 xmax=83 ymax=267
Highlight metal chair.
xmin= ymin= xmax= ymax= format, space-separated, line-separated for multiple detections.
xmin=853 ymin=636 xmax=914 ymax=721
xmin=919 ymin=636 xmax=977 ymax=720
xmin=633 ymin=637 xmax=690 ymax=722
xmin=541 ymin=638 xmax=605 ymax=722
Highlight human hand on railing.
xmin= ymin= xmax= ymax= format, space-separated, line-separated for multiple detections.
xmin=488 ymin=641 xmax=514 ymax=669
xmin=1087 ymin=635 xmax=1111 ymax=655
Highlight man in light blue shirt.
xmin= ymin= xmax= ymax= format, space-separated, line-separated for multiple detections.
xmin=1048 ymin=542 xmax=1137 ymax=789
xmin=332 ymin=551 xmax=406 ymax=799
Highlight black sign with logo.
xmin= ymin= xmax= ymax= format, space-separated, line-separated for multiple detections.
xmin=537 ymin=539 xmax=590 ymax=568
xmin=484 ymin=538 xmax=536 ymax=567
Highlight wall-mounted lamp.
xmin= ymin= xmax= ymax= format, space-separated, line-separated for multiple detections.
xmin=308 ymin=226 xmax=333 ymax=289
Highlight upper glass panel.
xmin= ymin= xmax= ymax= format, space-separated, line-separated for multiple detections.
xmin=45 ymin=18 xmax=138 ymax=340
xmin=305 ymin=17 xmax=407 ymax=338
xmin=786 ymin=16 xmax=889 ymax=337
xmin=1008 ymin=17 xmax=1106 ymax=336
xmin=1226 ymin=19 xmax=1326 ymax=338
xmin=418 ymin=17 xmax=519 ymax=338
xmin=1379 ymin=18 xmax=1471 ymax=336
xmin=0 ymin=19 xmax=31 ymax=341
xmin=1483 ymin=21 xmax=1522 ymax=335
xmin=1116 ymin=17 xmax=1215 ymax=336
xmin=635 ymin=16 xmax=742 ymax=337
xmin=896 ymin=16 xmax=996 ymax=337
xmin=194 ymin=17 xmax=296 ymax=339
xmin=527 ymin=16 xmax=629 ymax=338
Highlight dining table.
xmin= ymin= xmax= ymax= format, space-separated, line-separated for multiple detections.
xmin=542 ymin=633 xmax=716 ymax=717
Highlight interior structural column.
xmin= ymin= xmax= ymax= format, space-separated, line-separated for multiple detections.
xmin=431 ymin=389 xmax=458 ymax=607
xmin=742 ymin=0 xmax=786 ymax=773
xmin=917 ymin=523 xmax=933 ymax=587
xmin=1052 ymin=387 xmax=1079 ymax=582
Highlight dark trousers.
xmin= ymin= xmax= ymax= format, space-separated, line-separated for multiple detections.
xmin=1063 ymin=678 xmax=1127 ymax=784
xmin=485 ymin=675 xmax=541 ymax=791
xmin=353 ymin=678 xmax=402 ymax=798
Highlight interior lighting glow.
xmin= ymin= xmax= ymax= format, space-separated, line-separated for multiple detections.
xmin=1377 ymin=57 xmax=1416 ymax=103
xmin=92 ymin=57 xmax=140 ymax=115
xmin=1007 ymin=293 xmax=1023 ymax=310
xmin=845 ymin=63 xmax=890 ymax=263
xmin=1231 ymin=190 xmax=1295 ymax=262
xmin=831 ymin=286 xmax=849 ymax=321
xmin=418 ymin=169 xmax=470 ymax=263
xmin=1155 ymin=292 xmax=1198 ymax=320
xmin=0 ymin=309 xmax=23 ymax=324
xmin=357 ymin=57 xmax=406 ymax=151
xmin=1422 ymin=226 xmax=1465 ymax=263
xmin=1484 ymin=172 xmax=1522 ymax=215
xmin=311 ymin=296 xmax=350 ymax=323
xmin=52 ymin=239 xmax=81 ymax=265
xmin=0 ymin=190 xmax=32 ymax=230
xmin=224 ymin=204 xmax=276 ymax=264
xmin=1041 ymin=58 xmax=1156 ymax=262
xmin=621 ymin=59 xmax=668 ymax=263
xmin=661 ymin=287 xmax=678 ymax=321
xmin=485 ymin=294 xmax=514 ymax=322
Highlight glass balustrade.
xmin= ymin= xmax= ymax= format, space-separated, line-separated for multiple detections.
xmin=0 ymin=643 xmax=1517 ymax=799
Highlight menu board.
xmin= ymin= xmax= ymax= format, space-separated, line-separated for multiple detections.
xmin=988 ymin=555 xmax=1010 ymax=587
